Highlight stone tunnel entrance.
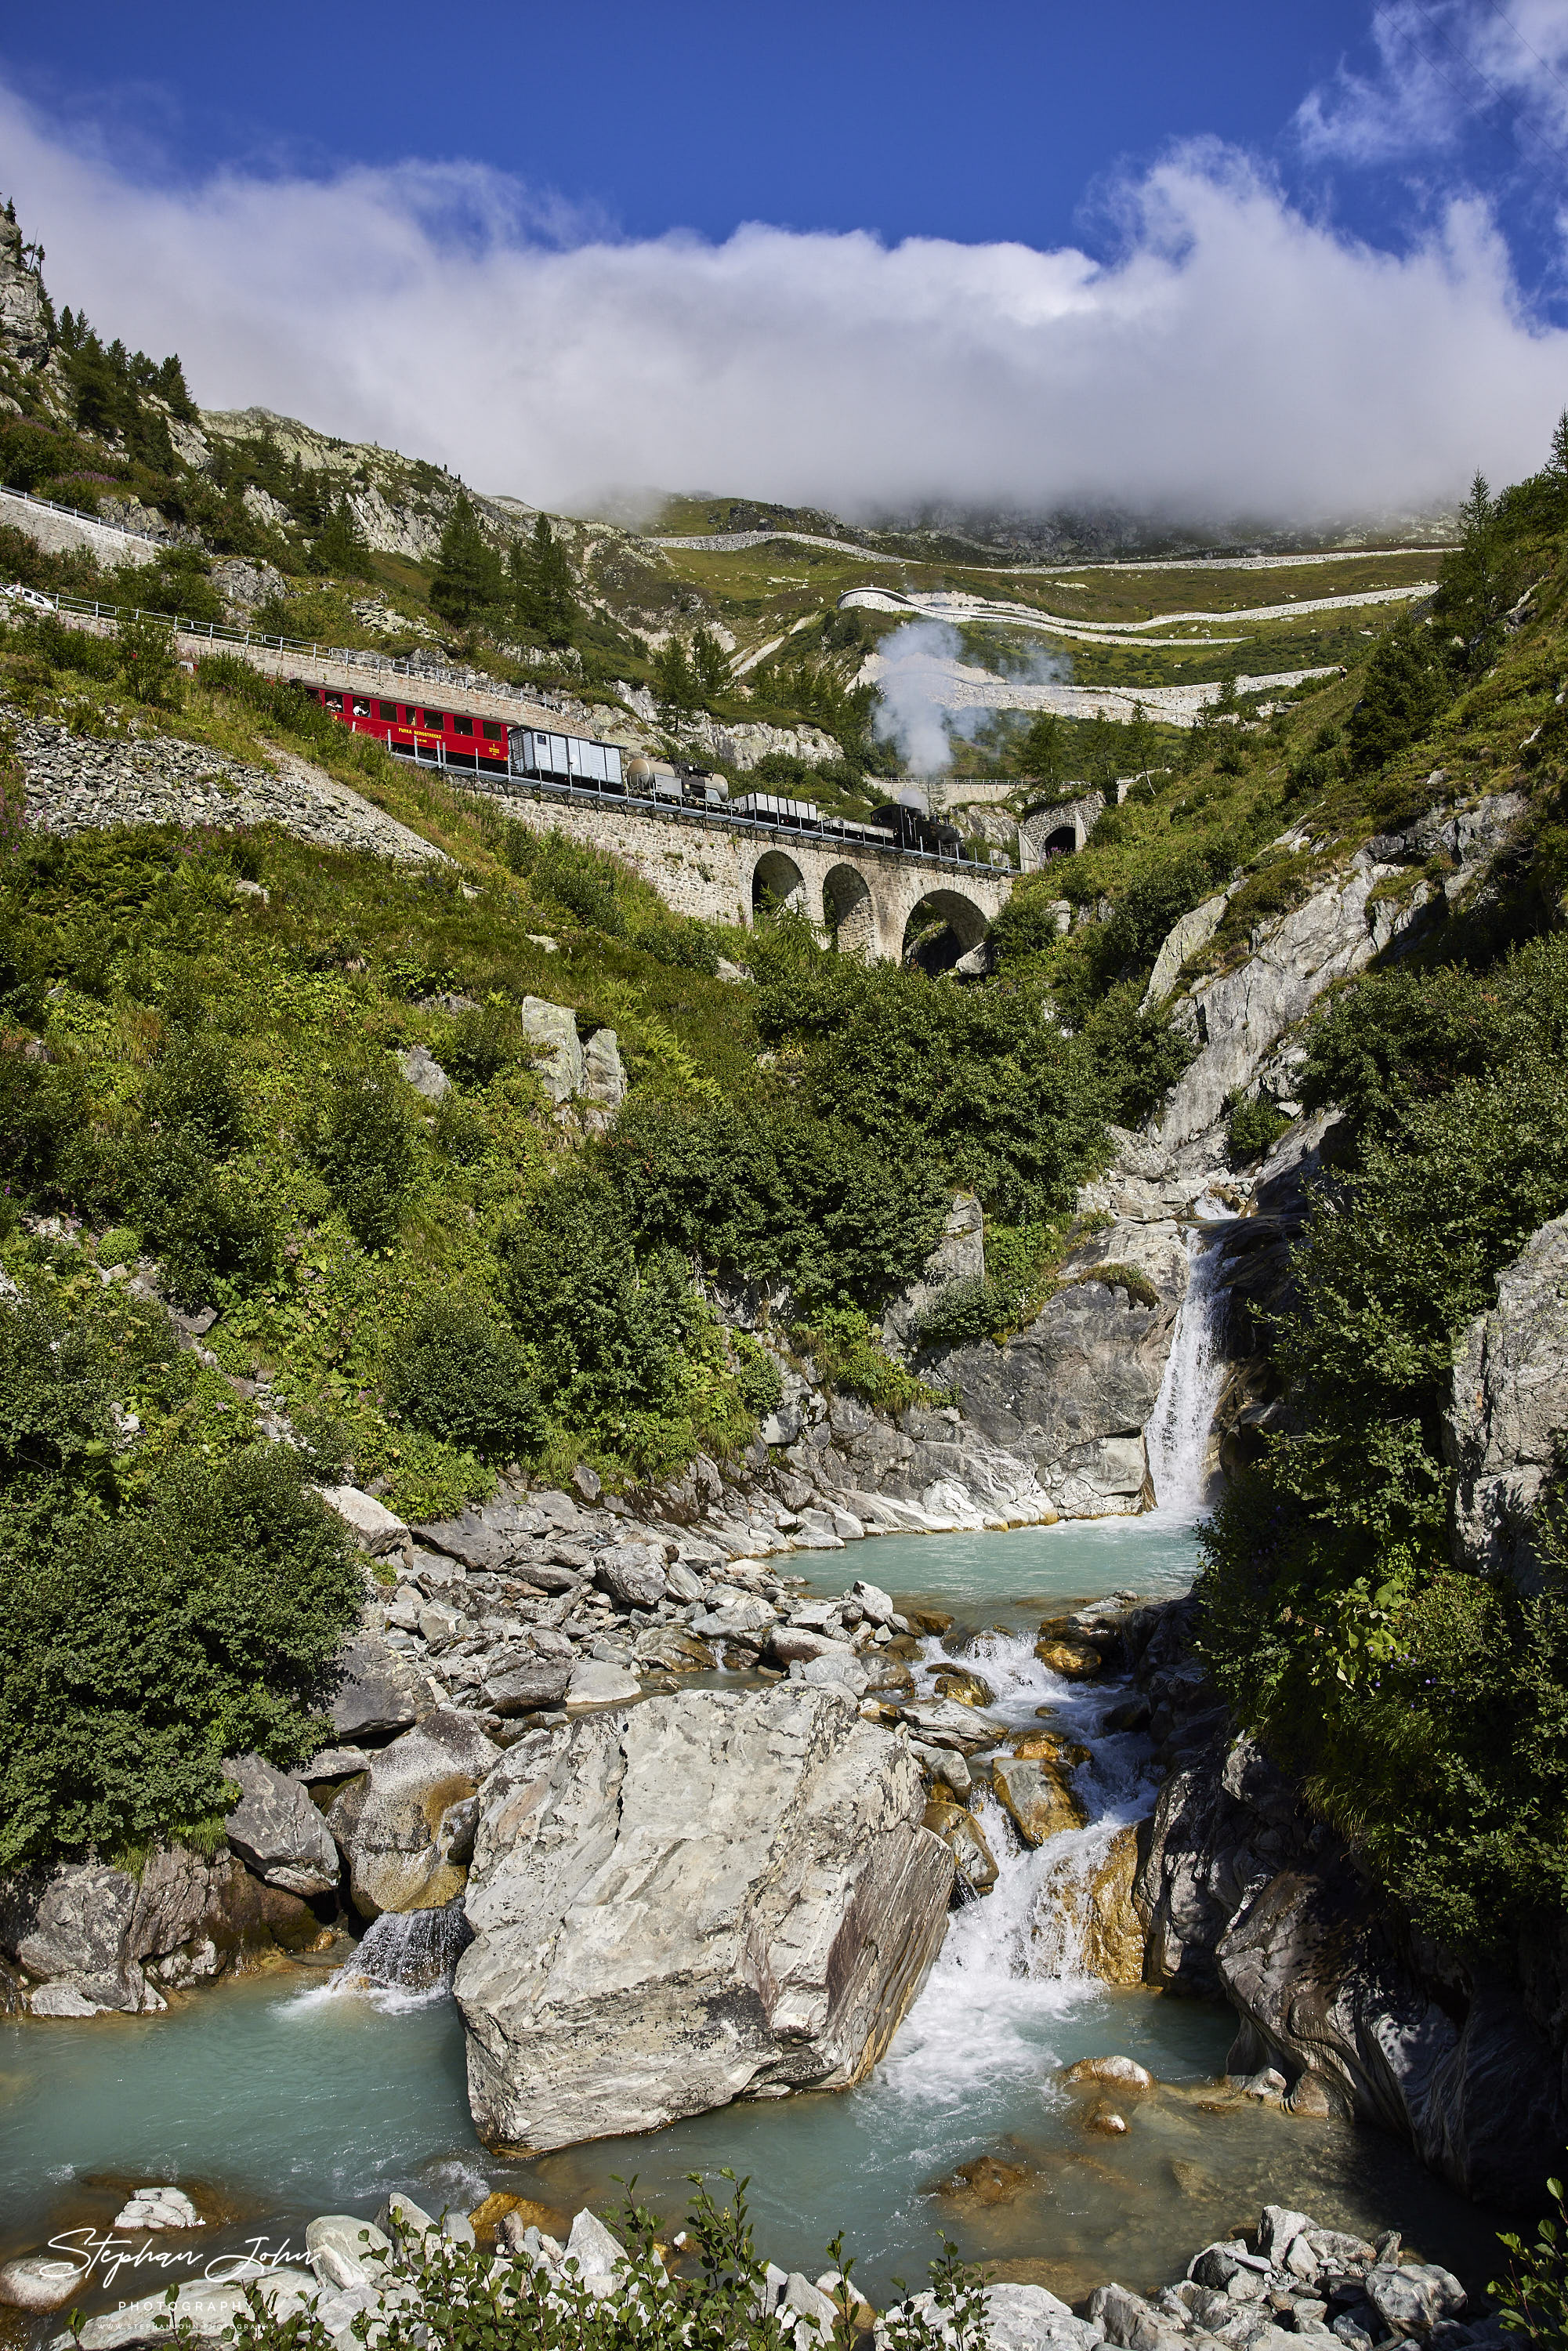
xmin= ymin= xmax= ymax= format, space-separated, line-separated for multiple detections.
xmin=901 ymin=887 xmax=991 ymax=974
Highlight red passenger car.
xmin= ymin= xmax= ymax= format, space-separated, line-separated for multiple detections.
xmin=297 ymin=683 xmax=511 ymax=775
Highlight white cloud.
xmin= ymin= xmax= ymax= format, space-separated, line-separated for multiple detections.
xmin=4 ymin=80 xmax=1568 ymax=525
xmin=1298 ymin=0 xmax=1568 ymax=165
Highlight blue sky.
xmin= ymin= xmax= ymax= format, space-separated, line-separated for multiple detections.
xmin=4 ymin=2 xmax=1568 ymax=520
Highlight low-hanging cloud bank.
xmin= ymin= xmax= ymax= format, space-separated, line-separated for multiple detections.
xmin=5 ymin=86 xmax=1566 ymax=523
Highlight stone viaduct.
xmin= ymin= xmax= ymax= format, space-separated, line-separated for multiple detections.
xmin=473 ymin=781 xmax=1014 ymax=962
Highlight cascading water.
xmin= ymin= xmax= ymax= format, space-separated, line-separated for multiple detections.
xmin=1144 ymin=1214 xmax=1230 ymax=1519
xmin=324 ymin=1897 xmax=473 ymax=2005
xmin=883 ymin=1628 xmax=1163 ymax=2116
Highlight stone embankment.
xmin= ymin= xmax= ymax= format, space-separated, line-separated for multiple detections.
xmin=1 ymin=2183 xmax=1498 ymax=2351
xmin=13 ymin=717 xmax=443 ymax=864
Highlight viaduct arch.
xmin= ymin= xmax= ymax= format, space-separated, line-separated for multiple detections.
xmin=466 ymin=782 xmax=1013 ymax=963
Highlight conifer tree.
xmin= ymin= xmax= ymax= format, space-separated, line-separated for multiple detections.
xmin=314 ymin=493 xmax=375 ymax=581
xmin=690 ymin=625 xmax=730 ymax=698
xmin=654 ymin=636 xmax=701 ymax=725
xmin=1016 ymin=711 xmax=1067 ymax=792
xmin=510 ymin=515 xmax=578 ymax=647
xmin=430 ymin=490 xmax=502 ymax=627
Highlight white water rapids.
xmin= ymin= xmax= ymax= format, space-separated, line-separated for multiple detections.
xmin=885 ymin=1628 xmax=1158 ymax=2113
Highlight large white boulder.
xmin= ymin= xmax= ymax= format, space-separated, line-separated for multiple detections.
xmin=455 ymin=1684 xmax=952 ymax=2150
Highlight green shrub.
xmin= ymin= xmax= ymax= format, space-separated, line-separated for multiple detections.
xmin=509 ymin=830 xmax=626 ymax=933
xmin=117 ymin=608 xmax=183 ymax=710
xmin=1345 ymin=614 xmax=1455 ymax=773
xmin=1070 ymin=1261 xmax=1160 ymax=1310
xmin=0 ymin=910 xmax=46 ymax=1027
xmin=752 ymin=955 xmax=1110 ymax=1224
xmin=730 ymin=1332 xmax=783 ymax=1418
xmin=1196 ymin=1048 xmax=1568 ymax=1948
xmin=143 ymin=1031 xmax=249 ymax=1157
xmin=630 ymin=911 xmax=723 ymax=974
xmin=1226 ymin=1091 xmax=1291 ymax=1167
xmin=498 ymin=1166 xmax=700 ymax=1427
xmin=446 ymin=1001 xmax=521 ymax=1089
xmin=0 ymin=1404 xmax=361 ymax=1867
xmin=918 ymin=1276 xmax=1012 ymax=1349
xmin=0 ymin=1047 xmax=92 ymax=1204
xmin=310 ymin=1061 xmax=418 ymax=1249
xmin=609 ymin=1093 xmax=948 ymax=1314
xmin=793 ymin=1307 xmax=931 ymax=1415
xmin=988 ymin=889 xmax=1069 ymax=962
xmin=1299 ymin=938 xmax=1568 ymax=1154
xmin=432 ymin=1092 xmax=490 ymax=1165
xmin=198 ymin=2172 xmax=989 ymax=2351
xmin=386 ymin=1295 xmax=546 ymax=1462
xmin=136 ymin=1137 xmax=279 ymax=1304
xmin=0 ymin=1289 xmax=116 ymax=1537
xmin=1494 ymin=2164 xmax=1568 ymax=2347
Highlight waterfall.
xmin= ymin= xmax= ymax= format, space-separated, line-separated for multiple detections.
xmin=1144 ymin=1218 xmax=1229 ymax=1520
xmin=328 ymin=1898 xmax=473 ymax=1998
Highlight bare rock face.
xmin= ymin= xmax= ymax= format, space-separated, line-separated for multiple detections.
xmin=0 ymin=1845 xmax=320 ymax=2013
xmin=455 ymin=1684 xmax=952 ymax=2150
xmin=328 ymin=1710 xmax=502 ymax=1918
xmin=931 ymin=1223 xmax=1188 ymax=1516
xmin=1445 ymin=1212 xmax=1568 ymax=1588
xmin=520 ymin=998 xmax=583 ymax=1106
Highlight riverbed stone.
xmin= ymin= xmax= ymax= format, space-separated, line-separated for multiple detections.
xmin=930 ymin=1666 xmax=996 ymax=1708
xmin=223 ymin=1754 xmax=342 ymax=1896
xmin=113 ymin=2186 xmax=202 ymax=2230
xmin=1066 ymin=2053 xmax=1153 ymax=2088
xmin=328 ymin=1708 xmax=502 ymax=1918
xmin=565 ymin=1659 xmax=641 ymax=1707
xmin=306 ymin=2216 xmax=393 ymax=2291
xmin=1035 ymin=1639 xmax=1103 ymax=1679
xmin=923 ymin=1797 xmax=998 ymax=1897
xmin=0 ymin=2255 xmax=83 ymax=2310
xmin=456 ymin=1683 xmax=953 ymax=2150
xmin=993 ymin=1755 xmax=1086 ymax=1847
xmin=329 ymin=1631 xmax=429 ymax=1741
xmin=595 ymin=1545 xmax=668 ymax=1610
xmin=896 ymin=1699 xmax=1005 ymax=1754
xmin=1363 ymin=2266 xmax=1466 ymax=2335
xmin=481 ymin=1651 xmax=574 ymax=1715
